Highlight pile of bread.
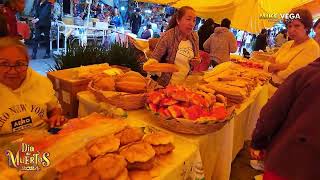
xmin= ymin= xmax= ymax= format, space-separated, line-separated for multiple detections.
xmin=203 ymin=66 xmax=270 ymax=105
xmin=55 ymin=127 xmax=175 ymax=180
xmin=92 ymin=71 xmax=151 ymax=94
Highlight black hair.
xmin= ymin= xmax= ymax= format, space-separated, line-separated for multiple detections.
xmin=221 ymin=18 xmax=231 ymax=29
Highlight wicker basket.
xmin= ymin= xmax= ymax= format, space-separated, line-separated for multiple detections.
xmin=149 ymin=107 xmax=235 ymax=135
xmin=88 ymin=78 xmax=158 ymax=110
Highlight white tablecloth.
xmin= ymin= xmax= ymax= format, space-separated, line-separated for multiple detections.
xmin=77 ymin=84 xmax=268 ymax=180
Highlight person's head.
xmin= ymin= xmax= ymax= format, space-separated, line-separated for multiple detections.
xmin=284 ymin=9 xmax=313 ymax=41
xmin=314 ymin=18 xmax=320 ymax=36
xmin=221 ymin=18 xmax=231 ymax=29
xmin=135 ymin=8 xmax=141 ymax=14
xmin=203 ymin=18 xmax=214 ymax=27
xmin=260 ymin=28 xmax=267 ymax=35
xmin=114 ymin=7 xmax=119 ymax=16
xmin=166 ymin=6 xmax=196 ymax=35
xmin=5 ymin=0 xmax=25 ymax=12
xmin=0 ymin=37 xmax=29 ymax=90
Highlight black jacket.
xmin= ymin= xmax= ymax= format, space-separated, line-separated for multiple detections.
xmin=253 ymin=33 xmax=267 ymax=51
xmin=198 ymin=25 xmax=215 ymax=50
xmin=130 ymin=13 xmax=142 ymax=34
xmin=35 ymin=0 xmax=51 ymax=28
xmin=251 ymin=57 xmax=320 ymax=180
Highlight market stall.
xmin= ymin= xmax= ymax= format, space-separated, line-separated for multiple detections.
xmin=74 ymin=61 xmax=270 ymax=180
xmin=0 ymin=54 xmax=269 ymax=180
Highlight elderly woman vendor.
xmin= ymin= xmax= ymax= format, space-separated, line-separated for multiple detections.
xmin=265 ymin=9 xmax=320 ymax=95
xmin=150 ymin=6 xmax=201 ymax=86
xmin=0 ymin=37 xmax=64 ymax=135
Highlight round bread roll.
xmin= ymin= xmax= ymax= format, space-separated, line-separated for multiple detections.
xmin=86 ymin=135 xmax=120 ymax=158
xmin=115 ymin=127 xmax=144 ymax=146
xmin=94 ymin=76 xmax=115 ymax=91
xmin=152 ymin=143 xmax=175 ymax=155
xmin=115 ymin=71 xmax=147 ymax=93
xmin=120 ymin=142 xmax=155 ymax=163
xmin=127 ymin=157 xmax=155 ymax=170
xmin=56 ymin=149 xmax=91 ymax=173
xmin=128 ymin=170 xmax=152 ymax=180
xmin=59 ymin=166 xmax=99 ymax=180
xmin=143 ymin=132 xmax=174 ymax=146
xmin=91 ymin=154 xmax=127 ymax=180
xmin=115 ymin=168 xmax=129 ymax=180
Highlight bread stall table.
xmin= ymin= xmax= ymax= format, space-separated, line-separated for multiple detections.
xmin=77 ymin=80 xmax=268 ymax=180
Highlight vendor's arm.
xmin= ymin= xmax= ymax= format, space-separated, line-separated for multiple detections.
xmin=276 ymin=45 xmax=320 ymax=79
xmin=45 ymin=83 xmax=65 ymax=128
xmin=151 ymin=33 xmax=169 ymax=62
xmin=251 ymin=70 xmax=301 ymax=150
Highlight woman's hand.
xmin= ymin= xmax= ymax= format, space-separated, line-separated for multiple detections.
xmin=46 ymin=108 xmax=66 ymax=128
xmin=249 ymin=147 xmax=265 ymax=160
xmin=268 ymin=62 xmax=289 ymax=73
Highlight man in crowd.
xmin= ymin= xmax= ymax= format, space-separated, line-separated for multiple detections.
xmin=130 ymin=8 xmax=142 ymax=35
xmin=31 ymin=0 xmax=51 ymax=59
xmin=253 ymin=29 xmax=267 ymax=51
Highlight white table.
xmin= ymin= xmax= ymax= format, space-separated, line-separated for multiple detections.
xmin=77 ymin=84 xmax=269 ymax=180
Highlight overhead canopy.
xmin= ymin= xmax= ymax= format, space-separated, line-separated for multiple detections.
xmin=137 ymin=0 xmax=314 ymax=33
xmin=295 ymin=0 xmax=320 ymax=17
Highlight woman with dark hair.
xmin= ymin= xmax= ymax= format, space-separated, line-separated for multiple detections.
xmin=262 ymin=9 xmax=320 ymax=95
xmin=150 ymin=6 xmax=200 ymax=86
xmin=141 ymin=23 xmax=153 ymax=39
xmin=203 ymin=18 xmax=237 ymax=66
xmin=314 ymin=18 xmax=320 ymax=46
xmin=198 ymin=18 xmax=215 ymax=50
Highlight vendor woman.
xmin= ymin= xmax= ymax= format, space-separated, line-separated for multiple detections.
xmin=0 ymin=37 xmax=65 ymax=135
xmin=151 ymin=6 xmax=201 ymax=86
xmin=265 ymin=9 xmax=320 ymax=95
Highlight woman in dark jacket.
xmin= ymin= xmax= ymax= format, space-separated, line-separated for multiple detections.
xmin=250 ymin=57 xmax=320 ymax=180
xmin=253 ymin=28 xmax=267 ymax=51
xmin=198 ymin=18 xmax=215 ymax=50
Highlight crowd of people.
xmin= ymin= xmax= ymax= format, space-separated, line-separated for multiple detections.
xmin=1 ymin=1 xmax=320 ymax=179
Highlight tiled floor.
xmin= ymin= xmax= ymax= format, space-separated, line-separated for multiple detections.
xmin=27 ymin=46 xmax=55 ymax=76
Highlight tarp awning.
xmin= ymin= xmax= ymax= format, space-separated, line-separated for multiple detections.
xmin=137 ymin=0 xmax=314 ymax=33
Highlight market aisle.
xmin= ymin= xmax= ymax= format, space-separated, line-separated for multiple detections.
xmin=230 ymin=141 xmax=262 ymax=180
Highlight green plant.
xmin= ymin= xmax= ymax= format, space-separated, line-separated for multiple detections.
xmin=49 ymin=41 xmax=142 ymax=73
xmin=49 ymin=44 xmax=109 ymax=71
xmin=106 ymin=41 xmax=141 ymax=73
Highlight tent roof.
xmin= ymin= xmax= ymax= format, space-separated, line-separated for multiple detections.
xmin=137 ymin=0 xmax=314 ymax=33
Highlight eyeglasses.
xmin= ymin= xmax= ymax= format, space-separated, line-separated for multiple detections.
xmin=0 ymin=61 xmax=28 ymax=72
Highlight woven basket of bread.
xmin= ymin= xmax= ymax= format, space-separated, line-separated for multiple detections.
xmin=89 ymin=71 xmax=158 ymax=110
xmin=151 ymin=107 xmax=235 ymax=135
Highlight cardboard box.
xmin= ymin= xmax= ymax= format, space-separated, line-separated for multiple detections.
xmin=47 ymin=68 xmax=91 ymax=118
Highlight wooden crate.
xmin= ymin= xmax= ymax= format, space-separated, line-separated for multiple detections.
xmin=47 ymin=68 xmax=91 ymax=118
